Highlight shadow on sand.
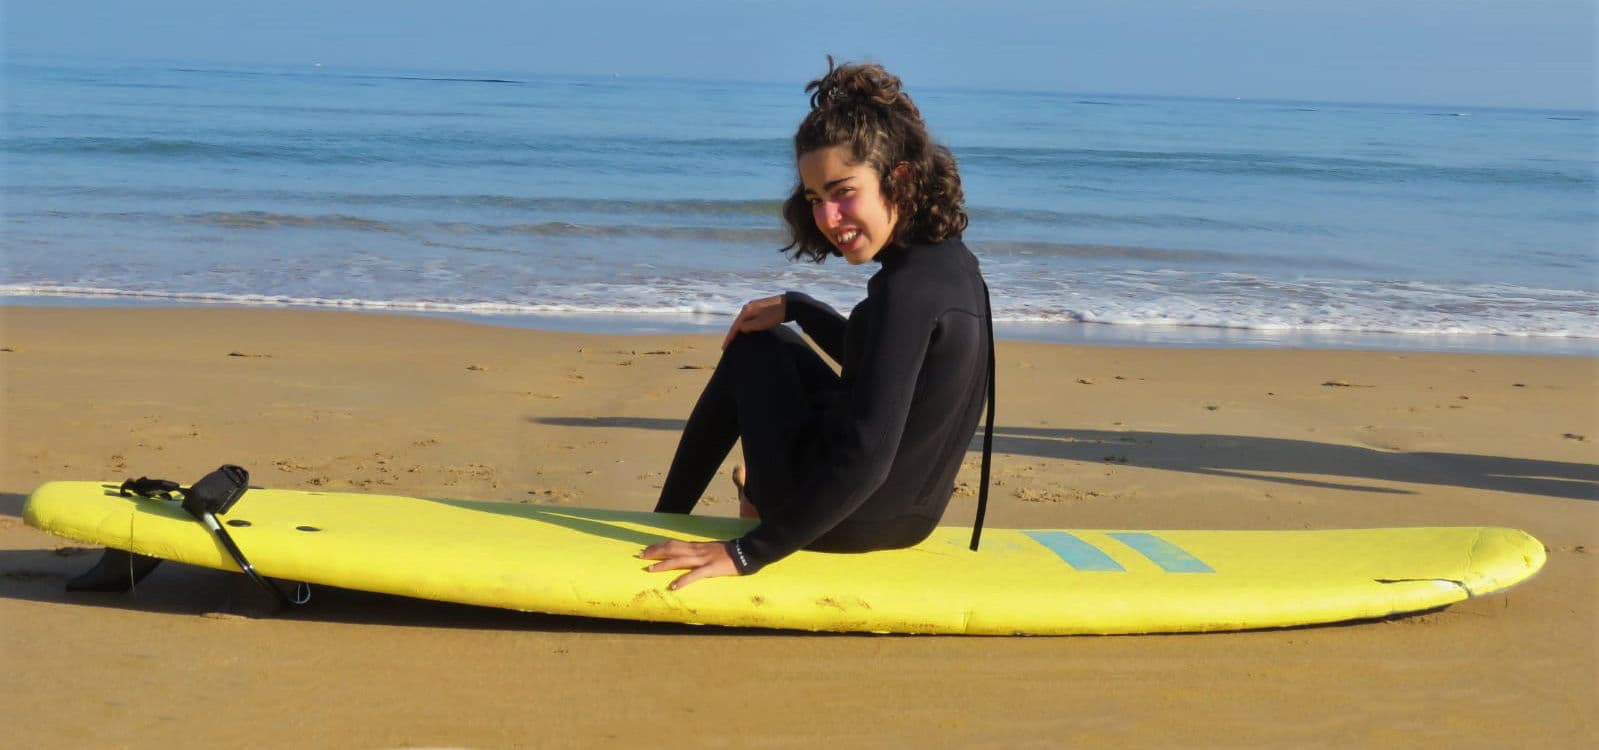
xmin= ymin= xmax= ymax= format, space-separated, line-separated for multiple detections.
xmin=532 ymin=417 xmax=1598 ymax=501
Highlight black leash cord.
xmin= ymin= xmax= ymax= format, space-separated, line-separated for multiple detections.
xmin=970 ymin=280 xmax=997 ymax=552
xmin=119 ymin=466 xmax=310 ymax=608
xmin=197 ymin=511 xmax=296 ymax=608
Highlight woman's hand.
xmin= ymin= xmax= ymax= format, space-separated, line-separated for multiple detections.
xmin=639 ymin=539 xmax=740 ymax=590
xmin=722 ymin=294 xmax=787 ymax=350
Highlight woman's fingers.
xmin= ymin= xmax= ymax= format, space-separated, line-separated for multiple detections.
xmin=668 ymin=563 xmax=726 ymax=590
xmin=722 ymin=295 xmax=787 ymax=350
xmin=639 ymin=539 xmax=696 ymax=561
xmin=638 ymin=540 xmax=738 ymax=589
xmin=722 ymin=304 xmax=752 ymax=350
xmin=639 ymin=540 xmax=709 ymax=569
xmin=645 ymin=553 xmax=704 ymax=572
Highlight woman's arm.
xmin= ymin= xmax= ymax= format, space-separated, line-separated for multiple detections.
xmin=731 ymin=279 xmax=932 ymax=573
xmin=782 ymin=291 xmax=847 ymax=364
xmin=641 ymin=279 xmax=928 ymax=587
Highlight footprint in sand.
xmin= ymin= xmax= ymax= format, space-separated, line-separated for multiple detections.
xmin=200 ymin=612 xmax=250 ymax=621
xmin=1014 ymin=487 xmax=1103 ymax=503
xmin=524 ymin=487 xmax=579 ymax=504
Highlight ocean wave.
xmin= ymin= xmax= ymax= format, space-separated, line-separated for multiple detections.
xmin=482 ymin=223 xmax=784 ymax=242
xmin=13 ymin=131 xmax=1584 ymax=189
xmin=4 ymin=132 xmax=788 ymax=167
xmin=958 ymin=146 xmax=1593 ymax=188
xmin=19 ymin=192 xmax=1333 ymax=236
xmin=995 ymin=272 xmax=1599 ymax=339
xmin=169 ymin=67 xmax=525 ymax=86
xmin=5 ymin=279 xmax=1592 ymax=341
xmin=125 ymin=210 xmax=790 ymax=242
xmin=351 ymin=74 xmax=524 ymax=84
xmin=0 ymin=285 xmax=717 ymax=317
xmin=4 ymin=184 xmax=1335 ymax=236
xmin=22 ymin=206 xmax=1320 ymax=258
xmin=5 ymin=186 xmax=789 ymax=218
xmin=995 ymin=308 xmax=1594 ymax=339
xmin=335 ymin=195 xmax=787 ymax=217
xmin=969 ymin=206 xmax=1330 ymax=234
xmin=183 ymin=211 xmax=400 ymax=232
xmin=7 ymin=137 xmax=372 ymax=164
xmin=979 ymin=242 xmax=1263 ymax=264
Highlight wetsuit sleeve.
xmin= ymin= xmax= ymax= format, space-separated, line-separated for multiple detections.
xmin=782 ymin=291 xmax=847 ymax=364
xmin=732 ymin=280 xmax=933 ymax=574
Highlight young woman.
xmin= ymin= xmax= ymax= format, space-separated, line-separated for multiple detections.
xmin=640 ymin=58 xmax=995 ymax=589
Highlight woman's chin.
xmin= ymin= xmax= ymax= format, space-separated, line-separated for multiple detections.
xmin=839 ymin=244 xmax=878 ymax=265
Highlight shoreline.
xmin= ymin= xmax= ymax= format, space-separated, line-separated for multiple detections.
xmin=6 ymin=296 xmax=1596 ymax=358
xmin=2 ymin=304 xmax=1594 ymax=747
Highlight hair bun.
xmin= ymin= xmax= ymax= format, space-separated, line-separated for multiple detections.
xmin=807 ymin=57 xmax=921 ymax=120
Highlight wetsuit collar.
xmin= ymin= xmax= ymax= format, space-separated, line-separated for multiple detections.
xmin=874 ymin=243 xmax=911 ymax=267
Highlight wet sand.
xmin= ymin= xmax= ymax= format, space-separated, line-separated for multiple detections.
xmin=2 ymin=305 xmax=1594 ymax=748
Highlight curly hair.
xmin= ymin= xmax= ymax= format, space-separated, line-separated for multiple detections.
xmin=781 ymin=58 xmax=969 ymax=262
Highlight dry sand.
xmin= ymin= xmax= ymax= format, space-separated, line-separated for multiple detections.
xmin=2 ymin=305 xmax=1595 ymax=748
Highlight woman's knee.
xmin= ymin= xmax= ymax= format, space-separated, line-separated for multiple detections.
xmin=722 ymin=328 xmax=787 ymax=365
xmin=768 ymin=323 xmax=809 ymax=348
xmin=727 ymin=325 xmax=815 ymax=364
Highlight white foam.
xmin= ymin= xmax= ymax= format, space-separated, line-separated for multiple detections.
xmin=4 ymin=270 xmax=1595 ymax=343
xmin=0 ymin=284 xmax=727 ymax=318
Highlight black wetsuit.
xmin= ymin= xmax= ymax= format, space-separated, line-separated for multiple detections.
xmin=654 ymin=237 xmax=992 ymax=574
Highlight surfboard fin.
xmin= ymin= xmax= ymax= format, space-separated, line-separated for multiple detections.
xmin=65 ymin=547 xmax=164 ymax=592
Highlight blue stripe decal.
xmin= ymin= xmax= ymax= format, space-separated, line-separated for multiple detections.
xmin=1024 ymin=531 xmax=1125 ymax=572
xmin=1108 ymin=533 xmax=1215 ymax=573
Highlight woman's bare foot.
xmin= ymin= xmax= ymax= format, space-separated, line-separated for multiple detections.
xmin=732 ymin=465 xmax=759 ymax=519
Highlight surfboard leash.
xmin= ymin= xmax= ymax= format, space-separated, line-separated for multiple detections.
xmin=970 ymin=280 xmax=997 ymax=552
xmin=119 ymin=465 xmax=310 ymax=609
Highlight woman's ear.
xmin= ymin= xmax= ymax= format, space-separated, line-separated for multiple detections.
xmin=886 ymin=161 xmax=915 ymax=205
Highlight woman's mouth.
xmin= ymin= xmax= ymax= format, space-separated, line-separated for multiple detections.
xmin=833 ymin=229 xmax=860 ymax=248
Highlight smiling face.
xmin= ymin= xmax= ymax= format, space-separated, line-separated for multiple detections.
xmin=798 ymin=145 xmax=899 ymax=265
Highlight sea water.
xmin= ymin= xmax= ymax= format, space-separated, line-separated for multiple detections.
xmin=4 ymin=59 xmax=1595 ymax=353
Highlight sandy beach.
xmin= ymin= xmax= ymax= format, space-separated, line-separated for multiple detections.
xmin=1 ymin=304 xmax=1594 ymax=748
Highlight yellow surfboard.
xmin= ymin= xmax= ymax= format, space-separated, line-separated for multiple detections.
xmin=24 ymin=481 xmax=1545 ymax=634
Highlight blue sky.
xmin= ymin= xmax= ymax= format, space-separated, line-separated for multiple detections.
xmin=6 ymin=1 xmax=1594 ymax=110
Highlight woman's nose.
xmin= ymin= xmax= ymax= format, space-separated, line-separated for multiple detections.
xmin=813 ymin=201 xmax=840 ymax=227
